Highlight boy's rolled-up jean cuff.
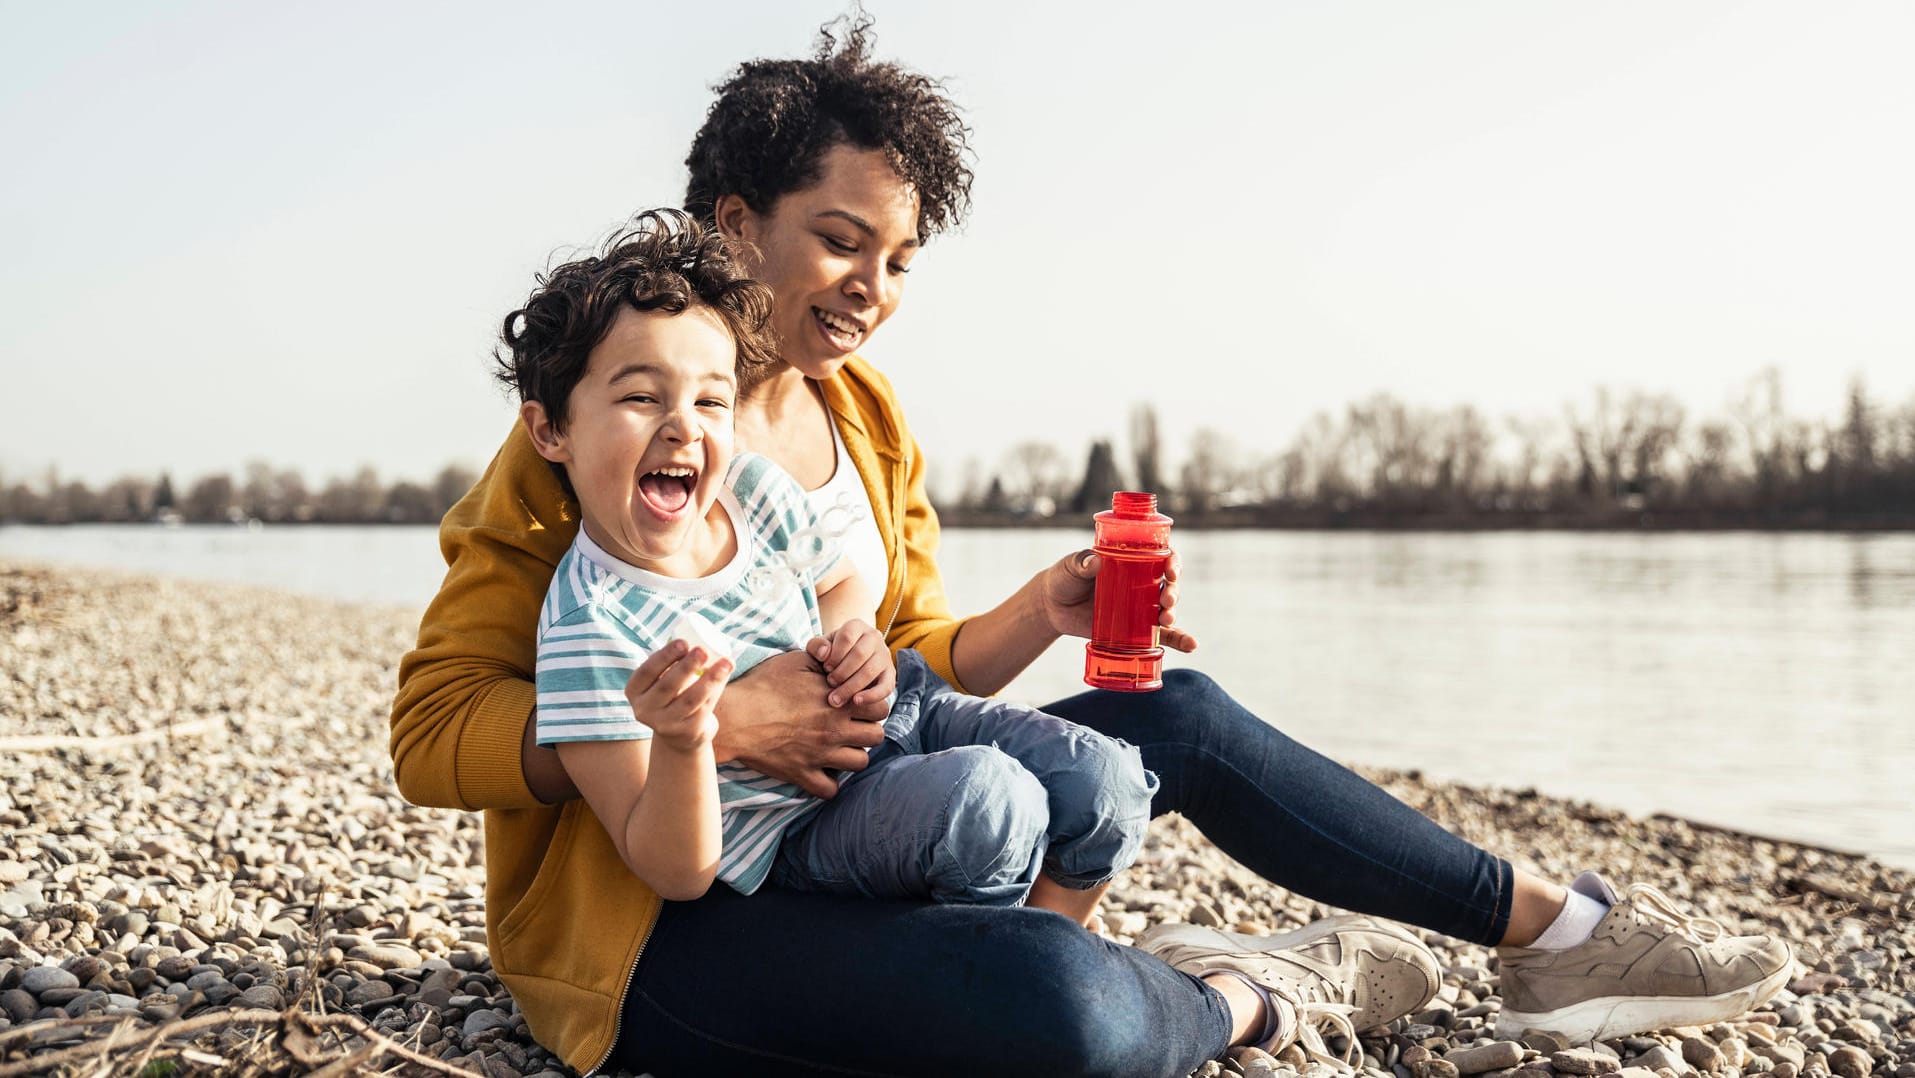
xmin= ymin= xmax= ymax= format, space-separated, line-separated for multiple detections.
xmin=1038 ymin=737 xmax=1158 ymax=890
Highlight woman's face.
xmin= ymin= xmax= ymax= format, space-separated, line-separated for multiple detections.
xmin=718 ymin=144 xmax=921 ymax=381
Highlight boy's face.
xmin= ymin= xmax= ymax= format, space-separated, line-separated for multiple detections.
xmin=526 ymin=306 xmax=738 ymax=575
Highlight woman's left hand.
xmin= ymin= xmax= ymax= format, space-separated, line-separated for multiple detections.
xmin=1040 ymin=549 xmax=1197 ymax=653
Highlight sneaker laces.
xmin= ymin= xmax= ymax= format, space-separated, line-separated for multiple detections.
xmin=1265 ymin=984 xmax=1361 ymax=1073
xmin=1620 ymin=883 xmax=1726 ymax=943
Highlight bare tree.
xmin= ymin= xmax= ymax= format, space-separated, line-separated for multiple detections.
xmin=1001 ymin=441 xmax=1067 ymax=514
xmin=182 ymin=474 xmax=237 ymax=522
xmin=432 ymin=464 xmax=478 ymax=518
xmin=1130 ymin=404 xmax=1166 ymax=497
xmin=1178 ymin=427 xmax=1239 ymax=515
xmin=1730 ymin=367 xmax=1788 ymax=504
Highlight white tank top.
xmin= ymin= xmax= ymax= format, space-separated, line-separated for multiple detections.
xmin=804 ymin=419 xmax=890 ymax=606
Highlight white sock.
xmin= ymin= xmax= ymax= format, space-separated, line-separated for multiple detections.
xmin=1530 ymin=886 xmax=1609 ymax=950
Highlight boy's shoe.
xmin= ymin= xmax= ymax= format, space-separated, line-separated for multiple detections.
xmin=1140 ymin=917 xmax=1442 ymax=1062
xmin=1494 ymin=872 xmax=1792 ymax=1043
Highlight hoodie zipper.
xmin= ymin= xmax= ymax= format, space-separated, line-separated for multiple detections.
xmin=878 ymin=445 xmax=909 ymax=638
xmin=583 ymin=911 xmax=658 ymax=1077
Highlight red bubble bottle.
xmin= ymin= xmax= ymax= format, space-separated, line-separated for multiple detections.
xmin=1084 ymin=491 xmax=1173 ymax=692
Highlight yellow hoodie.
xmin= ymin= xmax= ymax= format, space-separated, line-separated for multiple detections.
xmin=388 ymin=356 xmax=968 ymax=1074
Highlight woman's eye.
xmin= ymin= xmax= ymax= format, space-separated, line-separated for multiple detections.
xmin=888 ymin=262 xmax=911 ymax=277
xmin=823 ymin=235 xmax=856 ymax=254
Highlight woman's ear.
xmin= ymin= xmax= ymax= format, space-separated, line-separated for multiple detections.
xmin=520 ymin=400 xmax=571 ymax=465
xmin=712 ymin=194 xmax=757 ymax=245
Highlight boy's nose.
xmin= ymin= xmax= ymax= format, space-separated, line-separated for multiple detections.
xmin=661 ymin=409 xmax=699 ymax=442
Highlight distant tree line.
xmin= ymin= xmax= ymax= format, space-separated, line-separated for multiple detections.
xmin=942 ymin=370 xmax=1915 ymax=529
xmin=0 ymin=462 xmax=480 ymax=526
xmin=5 ymin=370 xmax=1912 ymax=530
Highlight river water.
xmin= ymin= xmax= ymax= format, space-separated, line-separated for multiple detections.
xmin=3 ymin=524 xmax=1911 ymax=867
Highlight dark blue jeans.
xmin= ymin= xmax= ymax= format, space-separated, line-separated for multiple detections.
xmin=613 ymin=669 xmax=1512 ymax=1077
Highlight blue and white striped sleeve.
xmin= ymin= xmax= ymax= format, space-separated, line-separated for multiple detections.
xmin=534 ymin=604 xmax=651 ymax=745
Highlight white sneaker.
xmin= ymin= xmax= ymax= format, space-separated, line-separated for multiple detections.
xmin=1140 ymin=918 xmax=1442 ymax=1067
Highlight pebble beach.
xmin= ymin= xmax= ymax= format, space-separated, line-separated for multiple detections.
xmin=1 ymin=562 xmax=1910 ymax=1077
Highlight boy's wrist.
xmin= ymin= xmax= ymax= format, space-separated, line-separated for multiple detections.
xmin=650 ymin=732 xmax=716 ymax=758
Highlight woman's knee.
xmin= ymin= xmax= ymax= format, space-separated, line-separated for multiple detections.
xmin=1158 ymin=667 xmax=1227 ymax=710
xmin=926 ymin=746 xmax=1049 ymax=903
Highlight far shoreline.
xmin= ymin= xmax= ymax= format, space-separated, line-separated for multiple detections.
xmin=3 ymin=516 xmax=1914 ymax=533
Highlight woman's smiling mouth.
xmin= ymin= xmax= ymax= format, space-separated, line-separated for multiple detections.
xmin=813 ymin=307 xmax=865 ymax=351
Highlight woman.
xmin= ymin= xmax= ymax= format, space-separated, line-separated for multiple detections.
xmin=390 ymin=17 xmax=1789 ymax=1077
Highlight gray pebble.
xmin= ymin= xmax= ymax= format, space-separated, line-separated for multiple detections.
xmin=236 ymin=984 xmax=284 ymax=1009
xmin=1522 ymin=1032 xmax=1572 ymax=1054
xmin=1554 ymin=1050 xmax=1616 ymax=1075
xmin=463 ymin=1009 xmax=513 ymax=1038
xmin=1 ymin=989 xmax=36 ymax=1023
xmin=1685 ymin=1037 xmax=1728 ymax=1072
xmin=61 ymin=990 xmax=107 ymax=1017
xmin=38 ymin=987 xmax=89 ymax=1006
xmin=184 ymin=969 xmax=226 ymax=992
xmin=1450 ymin=1042 xmax=1527 ymax=1074
xmin=1633 ymin=1045 xmax=1686 ymax=1073
xmin=19 ymin=965 xmax=80 ymax=994
xmin=346 ymin=980 xmax=398 ymax=1006
xmin=154 ymin=955 xmax=195 ymax=981
xmin=349 ymin=942 xmax=422 ymax=970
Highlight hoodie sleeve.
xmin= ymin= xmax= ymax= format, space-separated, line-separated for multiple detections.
xmin=388 ymin=423 xmax=579 ymax=811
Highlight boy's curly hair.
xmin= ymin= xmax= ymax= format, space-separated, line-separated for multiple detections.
xmin=494 ymin=209 xmax=778 ymax=432
xmin=684 ymin=8 xmax=974 ymax=243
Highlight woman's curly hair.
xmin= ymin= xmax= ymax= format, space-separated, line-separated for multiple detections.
xmin=684 ymin=9 xmax=974 ymax=242
xmin=494 ymin=209 xmax=778 ymax=433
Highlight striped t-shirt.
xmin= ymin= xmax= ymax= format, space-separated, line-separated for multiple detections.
xmin=533 ymin=452 xmax=841 ymax=894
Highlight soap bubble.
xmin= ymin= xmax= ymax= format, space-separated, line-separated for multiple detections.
xmin=743 ymin=493 xmax=866 ymax=605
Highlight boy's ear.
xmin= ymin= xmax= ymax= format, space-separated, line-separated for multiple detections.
xmin=520 ymin=401 xmax=571 ymax=465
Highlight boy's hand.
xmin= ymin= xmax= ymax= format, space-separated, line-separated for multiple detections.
xmin=806 ymin=620 xmax=895 ymax=709
xmin=625 ymin=642 xmax=732 ymax=754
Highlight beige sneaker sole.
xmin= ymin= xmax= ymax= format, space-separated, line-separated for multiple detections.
xmin=1493 ymin=962 xmax=1791 ymax=1043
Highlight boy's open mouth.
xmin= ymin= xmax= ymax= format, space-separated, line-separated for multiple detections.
xmin=637 ymin=466 xmax=698 ymax=516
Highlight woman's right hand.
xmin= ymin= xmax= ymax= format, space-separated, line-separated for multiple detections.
xmin=710 ymin=649 xmax=888 ymax=798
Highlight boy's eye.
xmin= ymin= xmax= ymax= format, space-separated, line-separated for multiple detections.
xmin=697 ymin=398 xmax=731 ymax=410
xmin=620 ymin=394 xmax=657 ymax=405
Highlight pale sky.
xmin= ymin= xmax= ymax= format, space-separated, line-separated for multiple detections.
xmin=4 ymin=1 xmax=1912 ymax=492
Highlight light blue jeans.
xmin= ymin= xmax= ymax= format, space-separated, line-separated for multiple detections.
xmin=769 ymin=649 xmax=1160 ymax=905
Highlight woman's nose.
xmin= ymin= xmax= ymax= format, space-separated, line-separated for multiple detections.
xmin=846 ymin=258 xmax=889 ymax=308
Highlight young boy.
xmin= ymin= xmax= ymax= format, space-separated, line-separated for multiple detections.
xmin=497 ymin=211 xmax=1157 ymax=922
